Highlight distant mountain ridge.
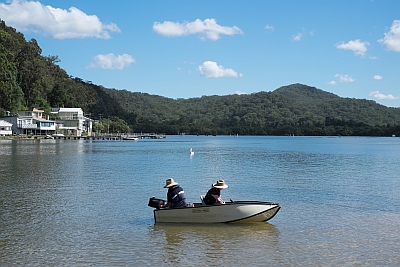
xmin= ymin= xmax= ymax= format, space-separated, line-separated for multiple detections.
xmin=96 ymin=82 xmax=400 ymax=134
xmin=273 ymin=83 xmax=340 ymax=103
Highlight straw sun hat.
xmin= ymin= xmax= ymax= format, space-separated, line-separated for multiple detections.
xmin=213 ymin=179 xmax=228 ymax=189
xmin=164 ymin=178 xmax=178 ymax=188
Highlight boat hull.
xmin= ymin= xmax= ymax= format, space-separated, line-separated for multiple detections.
xmin=153 ymin=201 xmax=280 ymax=223
xmin=123 ymin=137 xmax=138 ymax=141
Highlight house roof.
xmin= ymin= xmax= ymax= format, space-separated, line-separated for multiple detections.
xmin=58 ymin=108 xmax=83 ymax=113
xmin=0 ymin=120 xmax=13 ymax=126
xmin=19 ymin=109 xmax=44 ymax=113
xmin=34 ymin=117 xmax=55 ymax=122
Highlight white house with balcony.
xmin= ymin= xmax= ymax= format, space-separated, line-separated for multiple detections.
xmin=0 ymin=120 xmax=13 ymax=135
xmin=0 ymin=108 xmax=56 ymax=135
xmin=51 ymin=108 xmax=92 ymax=137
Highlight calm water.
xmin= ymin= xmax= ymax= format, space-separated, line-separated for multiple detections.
xmin=1 ymin=136 xmax=399 ymax=266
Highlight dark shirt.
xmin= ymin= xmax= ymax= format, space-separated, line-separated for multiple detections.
xmin=167 ymin=185 xmax=188 ymax=208
xmin=204 ymin=187 xmax=220 ymax=205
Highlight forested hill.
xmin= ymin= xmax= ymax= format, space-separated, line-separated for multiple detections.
xmin=1 ymin=20 xmax=400 ymax=136
xmin=100 ymin=85 xmax=400 ymax=136
xmin=273 ymin=83 xmax=340 ymax=103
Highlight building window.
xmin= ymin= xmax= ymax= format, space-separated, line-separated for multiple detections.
xmin=40 ymin=122 xmax=52 ymax=127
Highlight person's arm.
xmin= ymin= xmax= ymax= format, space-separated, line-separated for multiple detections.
xmin=211 ymin=194 xmax=225 ymax=204
xmin=164 ymin=190 xmax=172 ymax=208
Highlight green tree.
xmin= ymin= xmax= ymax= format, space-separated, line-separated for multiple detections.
xmin=0 ymin=30 xmax=24 ymax=113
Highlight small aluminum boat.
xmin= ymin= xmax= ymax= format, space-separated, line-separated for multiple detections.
xmin=148 ymin=197 xmax=280 ymax=223
xmin=123 ymin=136 xmax=138 ymax=141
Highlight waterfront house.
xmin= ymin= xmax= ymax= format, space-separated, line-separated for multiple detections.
xmin=0 ymin=120 xmax=13 ymax=135
xmin=0 ymin=109 xmax=56 ymax=135
xmin=51 ymin=108 xmax=93 ymax=137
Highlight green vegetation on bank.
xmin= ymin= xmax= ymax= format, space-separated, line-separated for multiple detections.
xmin=1 ymin=20 xmax=400 ymax=136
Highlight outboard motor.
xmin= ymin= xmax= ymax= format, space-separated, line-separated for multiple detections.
xmin=148 ymin=197 xmax=165 ymax=209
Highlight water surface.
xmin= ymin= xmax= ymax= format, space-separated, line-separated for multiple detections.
xmin=1 ymin=136 xmax=399 ymax=266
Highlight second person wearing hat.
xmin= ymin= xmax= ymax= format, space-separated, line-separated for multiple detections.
xmin=163 ymin=178 xmax=188 ymax=208
xmin=204 ymin=179 xmax=228 ymax=205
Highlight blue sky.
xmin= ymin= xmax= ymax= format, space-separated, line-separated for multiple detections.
xmin=1 ymin=0 xmax=400 ymax=107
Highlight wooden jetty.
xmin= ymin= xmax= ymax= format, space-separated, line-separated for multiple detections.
xmin=51 ymin=133 xmax=166 ymax=140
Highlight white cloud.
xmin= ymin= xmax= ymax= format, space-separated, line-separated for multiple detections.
xmin=88 ymin=54 xmax=135 ymax=70
xmin=373 ymin=75 xmax=383 ymax=80
xmin=235 ymin=90 xmax=247 ymax=95
xmin=378 ymin=20 xmax=400 ymax=52
xmin=198 ymin=61 xmax=243 ymax=78
xmin=335 ymin=39 xmax=369 ymax=56
xmin=328 ymin=74 xmax=355 ymax=85
xmin=292 ymin=28 xmax=315 ymax=41
xmin=335 ymin=74 xmax=355 ymax=83
xmin=369 ymin=91 xmax=399 ymax=100
xmin=153 ymin=18 xmax=243 ymax=40
xmin=0 ymin=0 xmax=120 ymax=39
xmin=327 ymin=81 xmax=337 ymax=86
xmin=292 ymin=33 xmax=302 ymax=41
xmin=265 ymin=24 xmax=274 ymax=32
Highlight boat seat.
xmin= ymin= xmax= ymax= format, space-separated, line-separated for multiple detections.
xmin=200 ymin=195 xmax=206 ymax=205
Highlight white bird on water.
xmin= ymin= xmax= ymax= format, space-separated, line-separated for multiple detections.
xmin=190 ymin=148 xmax=194 ymax=155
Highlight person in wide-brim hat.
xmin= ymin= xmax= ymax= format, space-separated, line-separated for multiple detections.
xmin=204 ymin=179 xmax=228 ymax=205
xmin=164 ymin=178 xmax=178 ymax=188
xmin=163 ymin=178 xmax=188 ymax=208
xmin=213 ymin=179 xmax=228 ymax=189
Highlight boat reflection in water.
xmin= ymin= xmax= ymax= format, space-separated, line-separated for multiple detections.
xmin=151 ymin=223 xmax=280 ymax=265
